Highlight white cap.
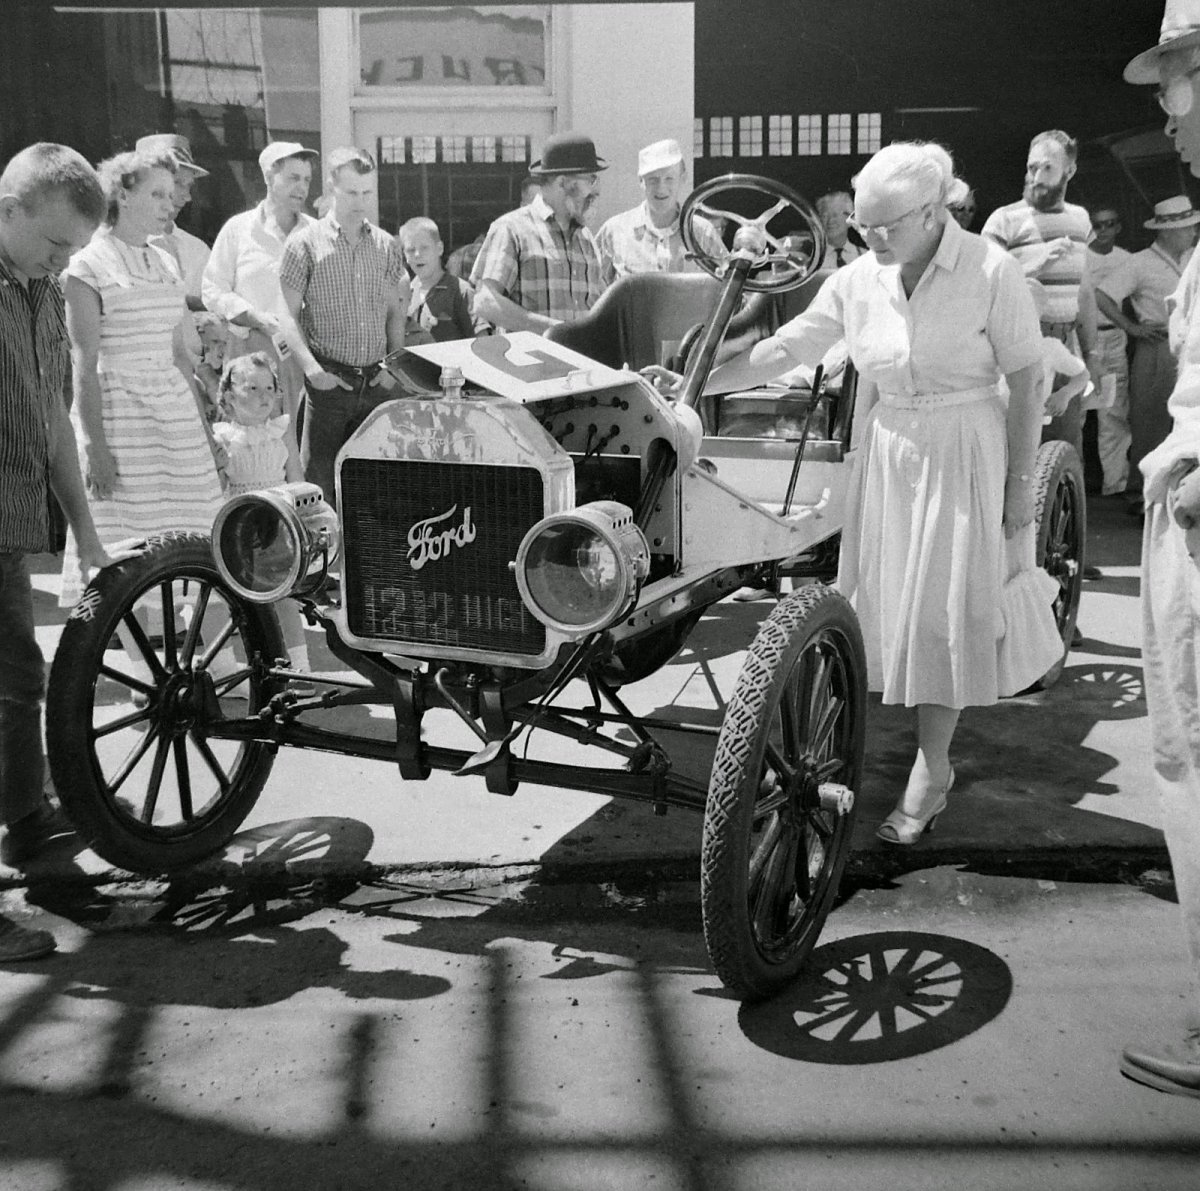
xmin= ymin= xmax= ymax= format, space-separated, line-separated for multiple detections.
xmin=638 ymin=138 xmax=684 ymax=176
xmin=258 ymin=142 xmax=319 ymax=173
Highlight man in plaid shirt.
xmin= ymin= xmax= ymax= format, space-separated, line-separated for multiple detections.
xmin=471 ymin=132 xmax=610 ymax=333
xmin=279 ymin=146 xmax=408 ymax=507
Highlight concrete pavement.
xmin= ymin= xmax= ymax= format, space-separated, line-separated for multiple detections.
xmin=7 ymin=492 xmax=1163 ymax=893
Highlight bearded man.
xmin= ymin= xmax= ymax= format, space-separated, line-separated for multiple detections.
xmin=471 ymin=132 xmax=609 ymax=332
xmin=982 ymin=130 xmax=1102 ymax=461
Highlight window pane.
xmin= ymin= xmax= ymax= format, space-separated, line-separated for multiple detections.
xmin=797 ymin=115 xmax=822 ymax=156
xmin=358 ymin=6 xmax=548 ymax=89
xmin=739 ymin=115 xmax=762 ymax=157
xmin=857 ymin=112 xmax=882 ymax=154
xmin=710 ymin=116 xmax=733 ymax=158
xmin=768 ymin=115 xmax=792 ymax=156
xmin=828 ymin=113 xmax=852 ymax=155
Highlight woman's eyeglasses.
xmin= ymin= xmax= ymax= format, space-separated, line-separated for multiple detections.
xmin=846 ymin=202 xmax=928 ymax=243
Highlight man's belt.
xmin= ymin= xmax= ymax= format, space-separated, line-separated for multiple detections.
xmin=313 ymin=353 xmax=379 ymax=381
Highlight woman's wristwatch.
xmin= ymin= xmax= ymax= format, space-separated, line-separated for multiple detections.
xmin=1006 ymin=468 xmax=1032 ymax=483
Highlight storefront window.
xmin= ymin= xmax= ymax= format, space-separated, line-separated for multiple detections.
xmin=4 ymin=8 xmax=322 ymax=241
xmin=357 ymin=6 xmax=549 ymax=90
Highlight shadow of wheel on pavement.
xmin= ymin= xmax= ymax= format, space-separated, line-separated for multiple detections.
xmin=736 ymin=930 xmax=1012 ymax=1064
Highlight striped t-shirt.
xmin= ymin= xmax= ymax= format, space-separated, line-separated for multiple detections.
xmin=0 ymin=258 xmax=68 ymax=554
xmin=981 ymin=199 xmax=1093 ymax=325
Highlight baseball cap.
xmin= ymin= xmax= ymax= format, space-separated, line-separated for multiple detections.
xmin=258 ymin=142 xmax=320 ymax=173
xmin=638 ymin=139 xmax=684 ymax=177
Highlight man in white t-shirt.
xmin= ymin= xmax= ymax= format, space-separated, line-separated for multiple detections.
xmin=202 ymin=141 xmax=319 ymax=422
xmin=1087 ymin=204 xmax=1133 ymax=495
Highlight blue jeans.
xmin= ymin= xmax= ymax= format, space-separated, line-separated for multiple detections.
xmin=0 ymin=553 xmax=47 ymax=825
xmin=299 ymin=376 xmax=392 ymax=509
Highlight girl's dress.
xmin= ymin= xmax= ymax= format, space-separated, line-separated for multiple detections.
xmin=60 ymin=228 xmax=222 ymax=605
xmin=774 ymin=216 xmax=1064 ymax=708
xmin=212 ymin=414 xmax=292 ymax=496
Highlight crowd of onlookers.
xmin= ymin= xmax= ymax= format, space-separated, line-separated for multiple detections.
xmin=5 ymin=0 xmax=1200 ymax=1100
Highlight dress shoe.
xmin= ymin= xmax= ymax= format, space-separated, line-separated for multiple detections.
xmin=0 ymin=799 xmax=73 ymax=868
xmin=1082 ymin=565 xmax=1102 ymax=581
xmin=732 ymin=585 xmax=776 ymax=603
xmin=876 ymin=768 xmax=955 ymax=846
xmin=0 ymin=916 xmax=56 ymax=962
xmin=1120 ymin=1029 xmax=1200 ymax=1099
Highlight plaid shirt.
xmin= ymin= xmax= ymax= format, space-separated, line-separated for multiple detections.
xmin=279 ymin=213 xmax=406 ymax=366
xmin=0 ymin=258 xmax=68 ymax=554
xmin=470 ymin=194 xmax=607 ymax=323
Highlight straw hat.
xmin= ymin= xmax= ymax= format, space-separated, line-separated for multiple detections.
xmin=1125 ymin=0 xmax=1200 ymax=84
xmin=134 ymin=133 xmax=209 ymax=177
xmin=1144 ymin=194 xmax=1200 ymax=228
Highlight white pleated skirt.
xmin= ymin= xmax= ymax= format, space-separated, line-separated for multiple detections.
xmin=837 ymin=387 xmax=1063 ymax=708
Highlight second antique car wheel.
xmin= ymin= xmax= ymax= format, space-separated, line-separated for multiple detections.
xmin=701 ymin=584 xmax=866 ymax=999
xmin=1031 ymin=439 xmax=1086 ymax=690
xmin=47 ymin=532 xmax=285 ymax=874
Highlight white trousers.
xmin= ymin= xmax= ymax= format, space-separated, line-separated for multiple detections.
xmin=1142 ymin=501 xmax=1200 ymax=1027
xmin=1095 ymin=326 xmax=1131 ymax=495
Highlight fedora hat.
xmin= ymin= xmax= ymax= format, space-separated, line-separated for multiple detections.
xmin=1125 ymin=0 xmax=1200 ymax=83
xmin=1144 ymin=194 xmax=1200 ymax=227
xmin=528 ymin=132 xmax=607 ymax=177
xmin=134 ymin=133 xmax=209 ymax=177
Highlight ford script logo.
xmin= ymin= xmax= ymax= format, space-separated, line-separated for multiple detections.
xmin=407 ymin=504 xmax=477 ymax=571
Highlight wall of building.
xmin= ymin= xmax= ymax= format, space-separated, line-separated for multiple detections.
xmin=562 ymin=2 xmax=695 ymax=224
xmin=691 ymin=0 xmax=1178 ymax=240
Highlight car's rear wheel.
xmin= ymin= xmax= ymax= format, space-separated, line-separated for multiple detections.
xmin=701 ymin=584 xmax=865 ymax=999
xmin=47 ymin=532 xmax=284 ymax=874
xmin=1031 ymin=440 xmax=1085 ymax=690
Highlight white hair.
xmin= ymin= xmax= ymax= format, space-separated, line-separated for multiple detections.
xmin=852 ymin=141 xmax=963 ymax=210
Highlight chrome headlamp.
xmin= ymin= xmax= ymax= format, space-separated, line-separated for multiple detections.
xmin=514 ymin=500 xmax=650 ymax=636
xmin=212 ymin=482 xmax=339 ymax=604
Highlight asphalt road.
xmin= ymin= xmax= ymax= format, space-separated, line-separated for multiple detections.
xmin=0 ymin=867 xmax=1197 ymax=1191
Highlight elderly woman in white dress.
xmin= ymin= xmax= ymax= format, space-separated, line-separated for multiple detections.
xmin=653 ymin=142 xmax=1063 ymax=843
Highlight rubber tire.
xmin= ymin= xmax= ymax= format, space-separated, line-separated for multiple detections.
xmin=47 ymin=532 xmax=284 ymax=874
xmin=701 ymin=584 xmax=866 ymax=1000
xmin=1031 ymin=440 xmax=1086 ymax=690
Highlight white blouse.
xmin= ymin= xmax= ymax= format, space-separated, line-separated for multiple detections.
xmin=774 ymin=215 xmax=1043 ymax=398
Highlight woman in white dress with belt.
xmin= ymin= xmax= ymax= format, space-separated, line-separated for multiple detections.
xmin=663 ymin=142 xmax=1063 ymax=843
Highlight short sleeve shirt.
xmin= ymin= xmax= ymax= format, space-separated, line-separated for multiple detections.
xmin=278 ymin=214 xmax=406 ymax=366
xmin=470 ymin=194 xmax=607 ymax=323
xmin=1099 ymin=243 xmax=1192 ymax=327
xmin=595 ymin=203 xmax=726 ymax=278
xmin=981 ymin=199 xmax=1092 ymax=324
xmin=774 ymin=217 xmax=1043 ymax=395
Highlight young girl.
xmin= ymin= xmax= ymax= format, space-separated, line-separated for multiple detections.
xmin=212 ymin=352 xmax=310 ymax=673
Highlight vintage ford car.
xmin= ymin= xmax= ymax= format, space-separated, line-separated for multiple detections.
xmin=46 ymin=177 xmax=1084 ymax=998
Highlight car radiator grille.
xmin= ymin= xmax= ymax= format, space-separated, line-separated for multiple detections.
xmin=341 ymin=458 xmax=547 ymax=656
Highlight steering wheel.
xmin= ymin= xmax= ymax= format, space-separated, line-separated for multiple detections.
xmin=681 ymin=174 xmax=827 ymax=294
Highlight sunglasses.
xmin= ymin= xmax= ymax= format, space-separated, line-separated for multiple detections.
xmin=1093 ymin=218 xmax=1120 ymax=229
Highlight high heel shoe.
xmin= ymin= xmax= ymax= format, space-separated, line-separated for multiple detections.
xmin=876 ymin=768 xmax=955 ymax=846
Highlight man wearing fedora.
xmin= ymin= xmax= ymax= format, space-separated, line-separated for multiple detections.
xmin=1096 ymin=195 xmax=1198 ymax=511
xmin=1119 ymin=0 xmax=1200 ymax=1099
xmin=202 ymin=141 xmax=319 ymax=423
xmin=135 ymin=133 xmax=210 ymax=314
xmin=471 ymin=131 xmax=609 ymax=332
xmin=596 ymin=138 xmax=724 ymax=279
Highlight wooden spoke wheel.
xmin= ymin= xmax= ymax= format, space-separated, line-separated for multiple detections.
xmin=701 ymin=584 xmax=866 ymax=999
xmin=1031 ymin=440 xmax=1086 ymax=690
xmin=47 ymin=532 xmax=284 ymax=873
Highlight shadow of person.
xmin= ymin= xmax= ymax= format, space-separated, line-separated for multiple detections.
xmin=736 ymin=930 xmax=1012 ymax=1064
